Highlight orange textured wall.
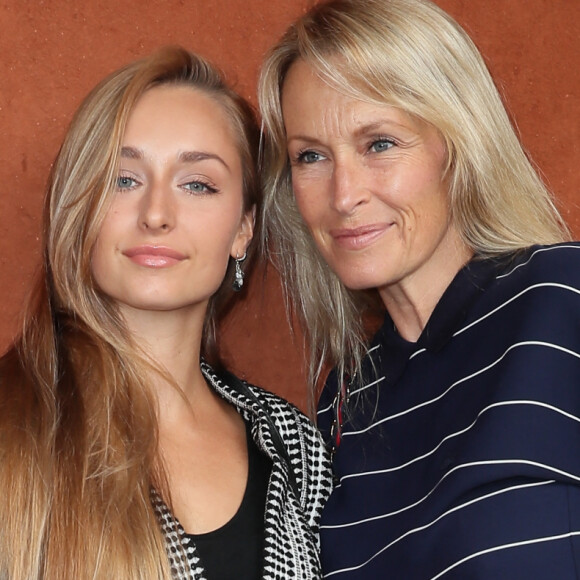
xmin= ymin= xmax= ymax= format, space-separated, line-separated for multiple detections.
xmin=0 ymin=0 xmax=578 ymax=411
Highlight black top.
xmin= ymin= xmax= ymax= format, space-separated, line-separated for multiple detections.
xmin=184 ymin=421 xmax=271 ymax=579
xmin=153 ymin=361 xmax=333 ymax=580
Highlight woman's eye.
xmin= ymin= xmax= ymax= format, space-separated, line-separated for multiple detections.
xmin=183 ymin=180 xmax=218 ymax=194
xmin=370 ymin=139 xmax=395 ymax=153
xmin=116 ymin=175 xmax=138 ymax=189
xmin=296 ymin=150 xmax=325 ymax=164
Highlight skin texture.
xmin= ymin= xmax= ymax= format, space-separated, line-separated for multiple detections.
xmin=92 ymin=85 xmax=254 ymax=534
xmin=282 ymin=60 xmax=472 ymax=341
xmin=92 ymin=85 xmax=252 ymax=326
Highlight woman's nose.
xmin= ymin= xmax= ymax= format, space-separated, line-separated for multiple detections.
xmin=330 ymin=159 xmax=370 ymax=215
xmin=139 ymin=183 xmax=176 ymax=232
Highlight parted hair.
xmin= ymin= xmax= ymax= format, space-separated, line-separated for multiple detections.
xmin=258 ymin=0 xmax=570 ymax=397
xmin=0 ymin=46 xmax=260 ymax=579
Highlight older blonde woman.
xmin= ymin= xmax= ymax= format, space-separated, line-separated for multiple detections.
xmin=259 ymin=0 xmax=579 ymax=577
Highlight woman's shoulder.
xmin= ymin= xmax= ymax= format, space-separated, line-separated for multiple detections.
xmin=245 ymin=381 xmax=301 ymax=412
xmin=245 ymin=381 xmax=322 ymax=439
xmin=497 ymin=242 xmax=580 ymax=283
xmin=201 ymin=361 xmax=320 ymax=436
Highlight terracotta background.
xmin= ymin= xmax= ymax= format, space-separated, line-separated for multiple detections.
xmin=0 ymin=0 xmax=578 ymax=411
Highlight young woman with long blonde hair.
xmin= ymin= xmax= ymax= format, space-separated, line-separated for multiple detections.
xmin=0 ymin=46 xmax=331 ymax=579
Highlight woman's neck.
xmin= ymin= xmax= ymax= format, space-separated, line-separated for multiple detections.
xmin=121 ymin=304 xmax=209 ymax=424
xmin=379 ymin=237 xmax=473 ymax=343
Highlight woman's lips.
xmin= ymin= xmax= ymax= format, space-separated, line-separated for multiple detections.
xmin=330 ymin=223 xmax=391 ymax=250
xmin=123 ymin=245 xmax=186 ymax=268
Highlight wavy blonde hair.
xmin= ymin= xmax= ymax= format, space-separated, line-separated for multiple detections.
xmin=258 ymin=0 xmax=570 ymax=399
xmin=0 ymin=46 xmax=260 ymax=579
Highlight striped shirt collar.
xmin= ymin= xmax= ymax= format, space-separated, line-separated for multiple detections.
xmin=372 ymin=251 xmax=521 ymax=386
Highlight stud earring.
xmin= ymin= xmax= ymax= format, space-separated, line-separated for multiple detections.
xmin=232 ymin=252 xmax=247 ymax=292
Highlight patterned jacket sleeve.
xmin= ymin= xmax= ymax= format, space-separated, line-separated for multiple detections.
xmin=252 ymin=388 xmax=333 ymax=536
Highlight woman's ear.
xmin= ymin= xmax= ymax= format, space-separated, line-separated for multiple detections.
xmin=231 ymin=206 xmax=255 ymax=258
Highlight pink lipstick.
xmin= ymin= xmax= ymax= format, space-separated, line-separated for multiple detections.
xmin=330 ymin=223 xmax=390 ymax=250
xmin=123 ymin=245 xmax=186 ymax=268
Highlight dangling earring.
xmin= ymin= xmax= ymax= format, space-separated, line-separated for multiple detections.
xmin=232 ymin=252 xmax=247 ymax=292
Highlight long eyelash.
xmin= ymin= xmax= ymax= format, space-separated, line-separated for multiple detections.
xmin=365 ymin=136 xmax=398 ymax=155
xmin=116 ymin=173 xmax=139 ymax=189
xmin=203 ymin=182 xmax=219 ymax=194
xmin=190 ymin=179 xmax=219 ymax=194
xmin=294 ymin=149 xmax=309 ymax=163
xmin=294 ymin=148 xmax=318 ymax=164
xmin=373 ymin=135 xmax=396 ymax=146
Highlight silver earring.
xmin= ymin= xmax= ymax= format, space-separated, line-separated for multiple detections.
xmin=233 ymin=252 xmax=247 ymax=292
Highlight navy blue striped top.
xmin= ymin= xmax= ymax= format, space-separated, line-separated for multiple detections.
xmin=317 ymin=243 xmax=580 ymax=579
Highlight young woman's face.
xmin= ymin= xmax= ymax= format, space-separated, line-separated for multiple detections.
xmin=281 ymin=60 xmax=468 ymax=302
xmin=91 ymin=85 xmax=253 ymax=318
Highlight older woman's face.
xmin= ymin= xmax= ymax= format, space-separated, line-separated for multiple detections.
xmin=282 ymin=60 xmax=468 ymax=303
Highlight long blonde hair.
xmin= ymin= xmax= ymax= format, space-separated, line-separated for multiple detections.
xmin=0 ymin=46 xmax=260 ymax=579
xmin=258 ymin=0 xmax=570 ymax=398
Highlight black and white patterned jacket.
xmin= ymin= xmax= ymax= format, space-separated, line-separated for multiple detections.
xmin=153 ymin=361 xmax=333 ymax=579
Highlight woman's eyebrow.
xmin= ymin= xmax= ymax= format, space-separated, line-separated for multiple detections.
xmin=179 ymin=150 xmax=230 ymax=171
xmin=119 ymin=146 xmax=231 ymax=172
